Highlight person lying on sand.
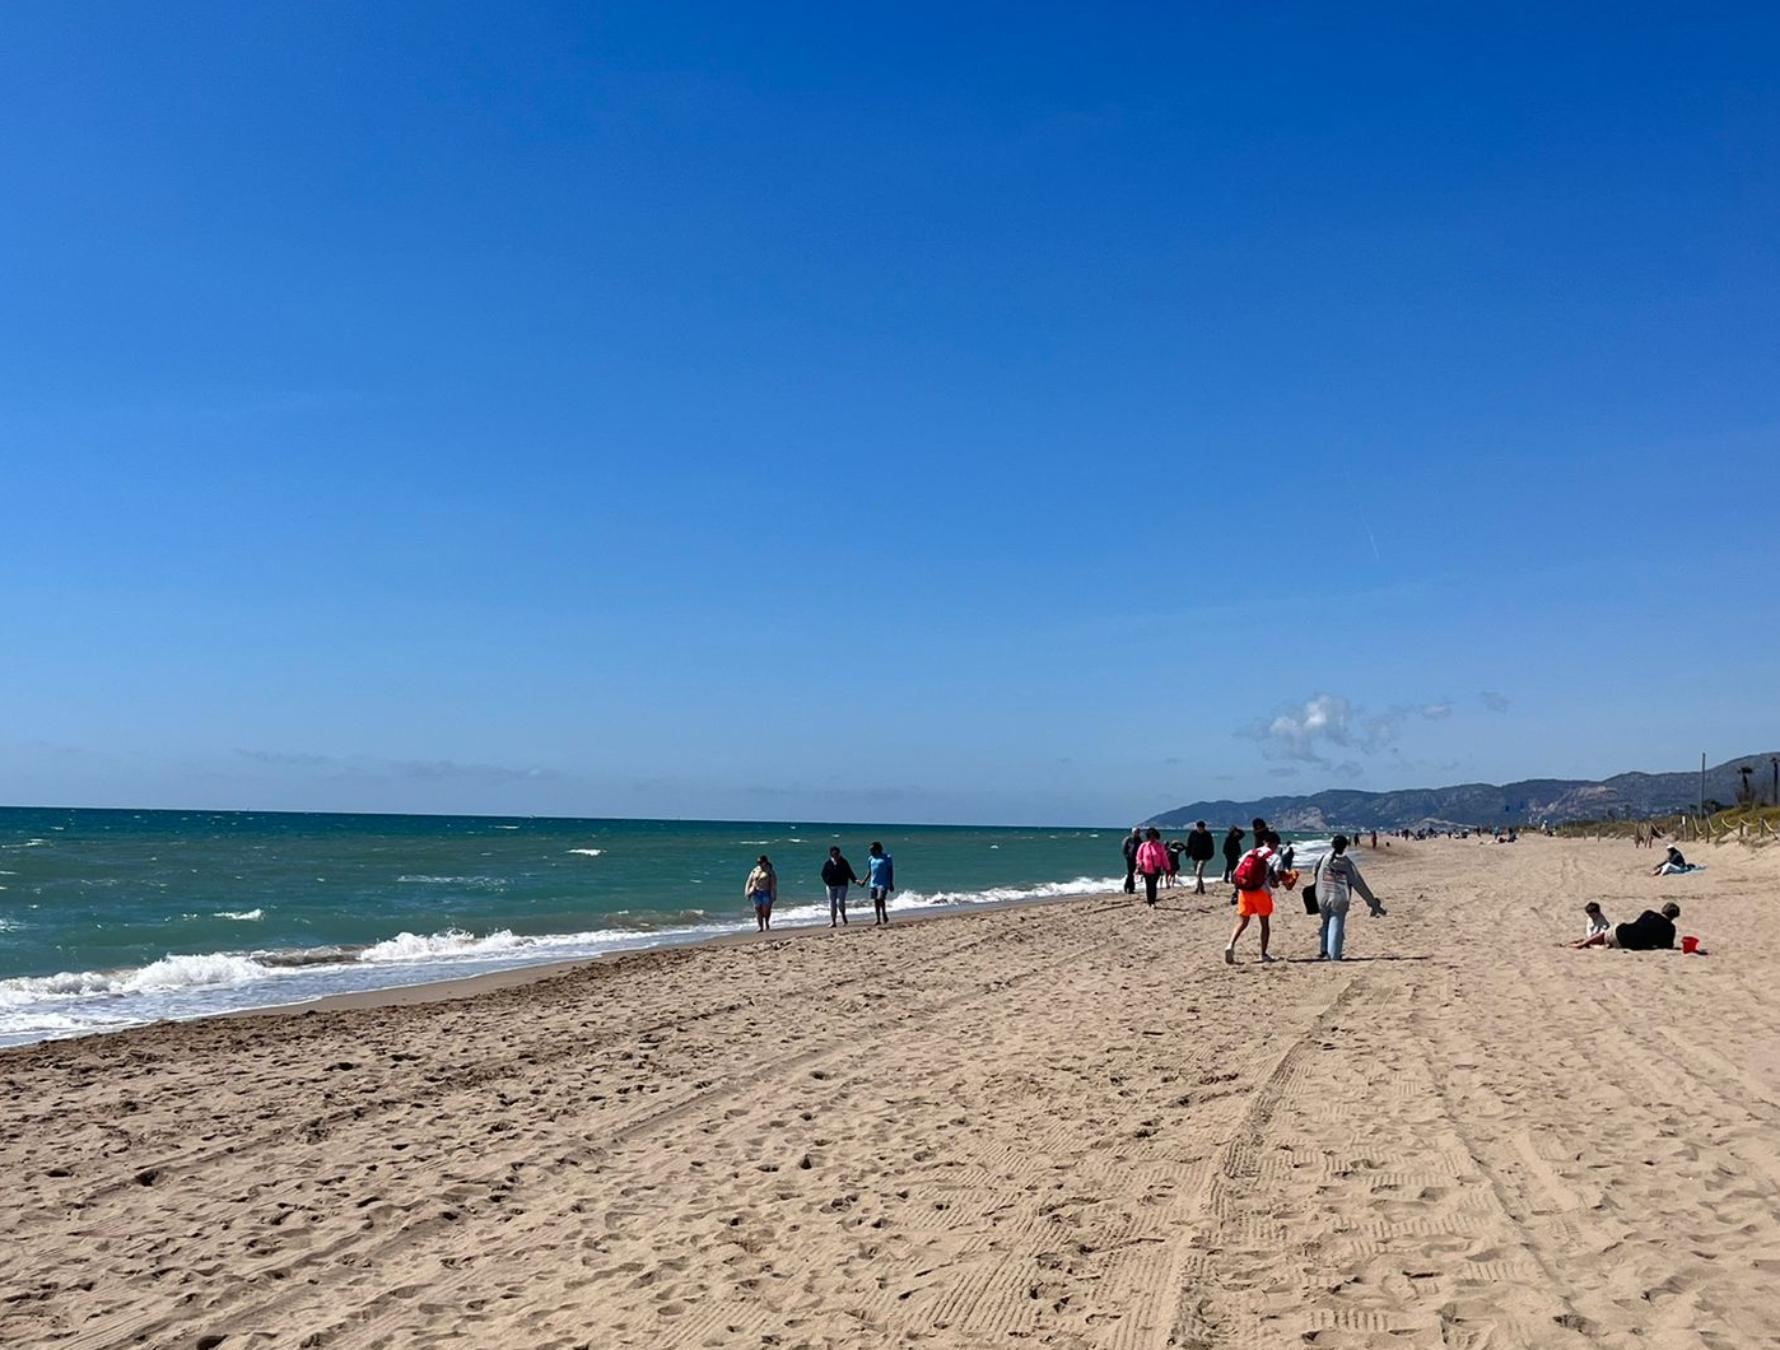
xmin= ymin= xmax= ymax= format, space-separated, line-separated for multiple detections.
xmin=1569 ymin=901 xmax=1612 ymax=947
xmin=1576 ymin=901 xmax=1679 ymax=950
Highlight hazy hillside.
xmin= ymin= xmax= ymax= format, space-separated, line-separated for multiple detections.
xmin=1146 ymin=754 xmax=1780 ymax=831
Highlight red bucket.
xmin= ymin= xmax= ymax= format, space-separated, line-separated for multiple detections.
xmin=1681 ymin=935 xmax=1700 ymax=954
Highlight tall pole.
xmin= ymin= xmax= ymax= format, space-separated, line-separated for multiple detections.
xmin=1771 ymin=755 xmax=1777 ymax=808
xmin=1700 ymin=752 xmax=1706 ymax=817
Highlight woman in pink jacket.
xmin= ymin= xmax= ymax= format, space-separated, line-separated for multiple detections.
xmin=1135 ymin=828 xmax=1169 ymax=907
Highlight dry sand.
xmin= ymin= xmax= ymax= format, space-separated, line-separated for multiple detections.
xmin=3 ymin=835 xmax=1778 ymax=1349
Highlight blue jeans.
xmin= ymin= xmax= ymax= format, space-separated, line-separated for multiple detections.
xmin=1319 ymin=906 xmax=1347 ymax=960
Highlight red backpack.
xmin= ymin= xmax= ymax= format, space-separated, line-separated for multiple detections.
xmin=1232 ymin=848 xmax=1271 ymax=892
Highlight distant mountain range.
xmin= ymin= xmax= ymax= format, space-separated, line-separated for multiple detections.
xmin=1145 ymin=753 xmax=1780 ymax=831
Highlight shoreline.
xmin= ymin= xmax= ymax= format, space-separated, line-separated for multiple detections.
xmin=2 ymin=837 xmax=1334 ymax=1048
xmin=226 ymin=880 xmax=1144 ymax=1022
xmin=7 ymin=835 xmax=1775 ymax=1347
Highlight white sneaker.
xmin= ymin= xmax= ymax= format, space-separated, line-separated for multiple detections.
xmin=1259 ymin=953 xmax=1276 ymax=964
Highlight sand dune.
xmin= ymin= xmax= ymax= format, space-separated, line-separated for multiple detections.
xmin=2 ymin=835 xmax=1777 ymax=1348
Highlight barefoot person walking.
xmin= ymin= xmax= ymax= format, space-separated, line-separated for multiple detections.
xmin=746 ymin=855 xmax=778 ymax=932
xmin=1225 ymin=830 xmax=1280 ymax=963
xmin=866 ymin=841 xmax=895 ymax=926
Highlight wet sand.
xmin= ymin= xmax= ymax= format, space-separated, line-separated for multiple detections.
xmin=3 ymin=835 xmax=1777 ymax=1348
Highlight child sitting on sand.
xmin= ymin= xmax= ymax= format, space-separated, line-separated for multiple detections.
xmin=1570 ymin=901 xmax=1611 ymax=947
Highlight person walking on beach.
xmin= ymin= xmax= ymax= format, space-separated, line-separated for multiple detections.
xmin=1221 ymin=826 xmax=1245 ymax=886
xmin=746 ymin=855 xmax=778 ymax=932
xmin=1310 ymin=834 xmax=1384 ymax=961
xmin=1228 ymin=816 xmax=1269 ymax=905
xmin=1122 ymin=827 xmax=1143 ymax=894
xmin=821 ymin=846 xmax=860 ymax=927
xmin=1165 ymin=838 xmax=1186 ymax=890
xmin=1186 ymin=821 xmax=1216 ymax=894
xmin=1135 ymin=828 xmax=1169 ymax=907
xmin=1225 ymin=830 xmax=1280 ymax=963
xmin=866 ymin=841 xmax=895 ymax=925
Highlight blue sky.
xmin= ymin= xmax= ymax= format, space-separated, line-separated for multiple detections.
xmin=3 ymin=3 xmax=1776 ymax=824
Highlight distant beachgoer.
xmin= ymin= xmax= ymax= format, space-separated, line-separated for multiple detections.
xmin=1186 ymin=821 xmax=1216 ymax=894
xmin=1164 ymin=838 xmax=1186 ymax=889
xmin=1122 ymin=827 xmax=1143 ymax=894
xmin=1651 ymin=846 xmax=1693 ymax=877
xmin=866 ymin=841 xmax=895 ymax=925
xmin=1225 ymin=830 xmax=1280 ymax=964
xmin=1221 ymin=827 xmax=1245 ymax=886
xmin=1279 ymin=840 xmax=1296 ymax=872
xmin=1370 ymin=829 xmax=1377 ymax=849
xmin=1311 ymin=835 xmax=1383 ymax=961
xmin=746 ymin=855 xmax=778 ymax=932
xmin=1569 ymin=901 xmax=1612 ymax=948
xmin=1136 ymin=828 xmax=1169 ymax=907
xmin=1577 ymin=902 xmax=1680 ymax=950
xmin=821 ymin=846 xmax=860 ymax=927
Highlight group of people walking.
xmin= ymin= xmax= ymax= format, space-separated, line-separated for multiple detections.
xmin=1124 ymin=818 xmax=1387 ymax=963
xmin=1123 ymin=822 xmax=1219 ymax=902
xmin=745 ymin=844 xmax=895 ymax=931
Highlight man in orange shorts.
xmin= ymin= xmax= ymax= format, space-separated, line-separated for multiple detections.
xmin=1225 ymin=830 xmax=1281 ymax=964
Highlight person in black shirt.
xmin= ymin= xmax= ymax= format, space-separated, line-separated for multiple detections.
xmin=1185 ymin=821 xmax=1216 ymax=894
xmin=821 ymin=846 xmax=860 ymax=927
xmin=1221 ymin=827 xmax=1245 ymax=886
xmin=1650 ymin=846 xmax=1692 ymax=877
xmin=1122 ymin=828 xmax=1143 ymax=894
xmin=1577 ymin=901 xmax=1679 ymax=950
xmin=1165 ymin=839 xmax=1187 ymax=889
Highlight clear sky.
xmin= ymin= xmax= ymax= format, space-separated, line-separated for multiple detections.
xmin=4 ymin=3 xmax=1777 ymax=825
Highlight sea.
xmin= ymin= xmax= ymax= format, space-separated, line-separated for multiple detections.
xmin=0 ymin=807 xmax=1328 ymax=1048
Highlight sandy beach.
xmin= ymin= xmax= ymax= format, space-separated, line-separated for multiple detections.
xmin=3 ymin=835 xmax=1777 ymax=1349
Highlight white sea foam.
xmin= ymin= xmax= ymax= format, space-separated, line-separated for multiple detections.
xmin=566 ymin=848 xmax=604 ymax=857
xmin=0 ymin=951 xmax=277 ymax=1008
xmin=214 ymin=909 xmax=264 ymax=921
xmin=0 ymin=868 xmax=1132 ymax=1048
xmin=893 ymin=875 xmax=1124 ymax=909
xmin=359 ymin=929 xmax=528 ymax=962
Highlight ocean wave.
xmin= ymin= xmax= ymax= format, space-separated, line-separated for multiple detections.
xmin=565 ymin=848 xmax=604 ymax=857
xmin=895 ymin=875 xmax=1124 ymax=908
xmin=359 ymin=929 xmax=530 ymax=962
xmin=214 ymin=909 xmax=264 ymax=921
xmin=396 ymin=874 xmax=507 ymax=888
xmin=0 ymin=952 xmax=277 ymax=1008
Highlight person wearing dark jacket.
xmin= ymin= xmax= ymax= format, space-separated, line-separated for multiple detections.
xmin=821 ymin=846 xmax=860 ymax=927
xmin=1185 ymin=822 xmax=1216 ymax=894
xmin=1122 ymin=827 xmax=1143 ymax=894
xmin=1221 ymin=827 xmax=1245 ymax=886
xmin=1577 ymin=902 xmax=1679 ymax=950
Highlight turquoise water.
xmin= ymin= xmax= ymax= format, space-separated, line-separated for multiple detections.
xmin=0 ymin=807 xmax=1165 ymax=1045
